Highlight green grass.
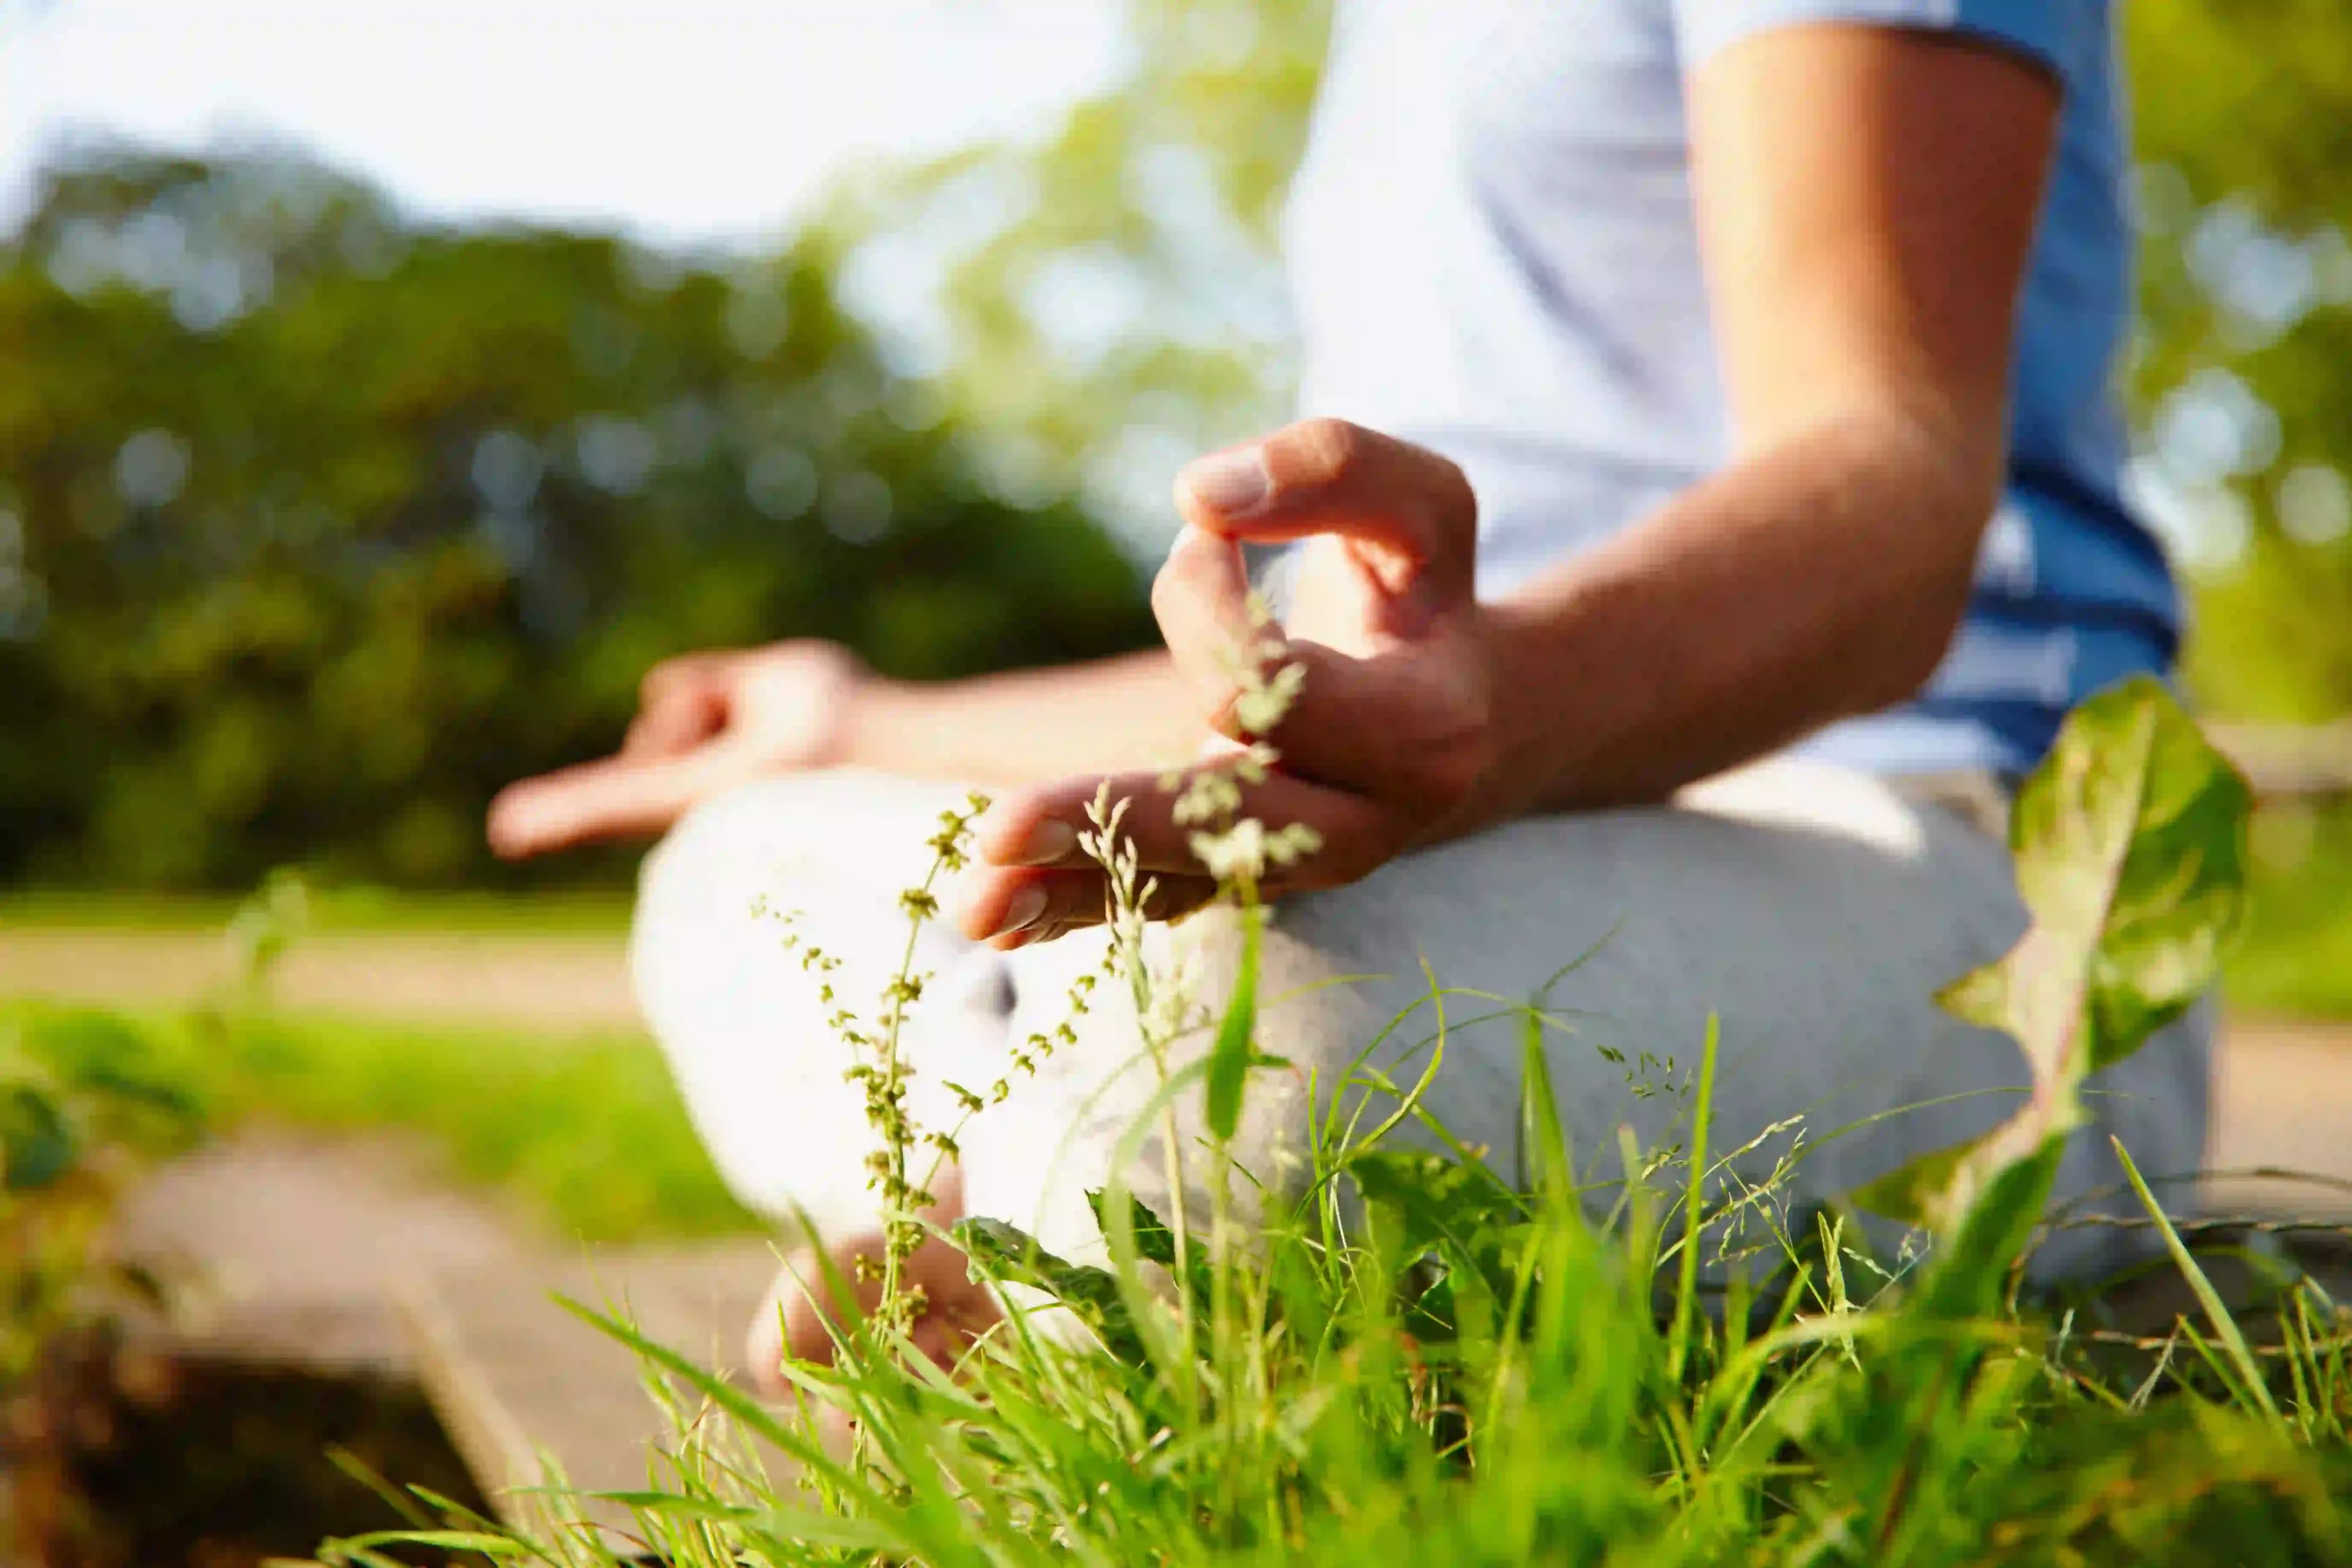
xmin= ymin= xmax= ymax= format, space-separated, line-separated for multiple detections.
xmin=2231 ymin=804 xmax=2352 ymax=1018
xmin=321 ymin=680 xmax=2352 ymax=1568
xmin=357 ymin=1031 xmax=2352 ymax=1568
xmin=2 ymin=999 xmax=755 ymax=1242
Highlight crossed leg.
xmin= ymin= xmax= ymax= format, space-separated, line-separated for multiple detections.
xmin=633 ymin=761 xmax=2212 ymax=1385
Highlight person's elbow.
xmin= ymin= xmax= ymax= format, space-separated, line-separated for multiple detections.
xmin=1850 ymin=399 xmax=2007 ymax=713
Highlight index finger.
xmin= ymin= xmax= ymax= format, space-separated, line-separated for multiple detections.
xmin=968 ymin=763 xmax=1398 ymax=889
xmin=1174 ymin=419 xmax=1478 ymax=600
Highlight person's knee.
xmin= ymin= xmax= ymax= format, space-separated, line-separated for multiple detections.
xmin=967 ymin=900 xmax=1428 ymax=1259
xmin=626 ymin=772 xmax=1000 ymax=1234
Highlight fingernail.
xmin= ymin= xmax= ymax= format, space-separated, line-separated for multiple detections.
xmin=992 ymin=885 xmax=1048 ymax=939
xmin=978 ymin=807 xmax=1075 ymax=866
xmin=1180 ymin=446 xmax=1271 ymax=518
xmin=1010 ymin=819 xmax=1076 ymax=866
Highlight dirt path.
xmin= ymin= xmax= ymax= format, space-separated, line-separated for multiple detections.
xmin=0 ymin=926 xmax=638 ymax=1030
xmin=111 ymin=1132 xmax=535 ymax=1371
xmin=110 ymin=1130 xmax=774 ymax=1363
xmin=2209 ymin=1016 xmax=2352 ymax=1214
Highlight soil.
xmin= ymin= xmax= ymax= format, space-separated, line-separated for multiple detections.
xmin=0 ymin=928 xmax=635 ymax=1031
xmin=10 ymin=1131 xmax=773 ymax=1560
xmin=4 ymin=1137 xmax=527 ymax=1567
xmin=5 ymin=1328 xmax=492 ymax=1568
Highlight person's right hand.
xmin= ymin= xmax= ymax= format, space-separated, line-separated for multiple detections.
xmin=486 ymin=640 xmax=867 ymax=859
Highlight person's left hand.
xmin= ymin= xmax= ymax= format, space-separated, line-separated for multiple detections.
xmin=956 ymin=419 xmax=1501 ymax=949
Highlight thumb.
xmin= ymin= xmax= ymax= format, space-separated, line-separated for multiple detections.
xmin=1174 ymin=419 xmax=1477 ymax=603
xmin=485 ymin=739 xmax=758 ymax=858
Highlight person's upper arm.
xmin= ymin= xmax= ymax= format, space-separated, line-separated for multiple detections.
xmin=1679 ymin=5 xmax=2067 ymax=492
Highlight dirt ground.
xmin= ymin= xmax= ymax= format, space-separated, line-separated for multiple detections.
xmin=0 ymin=926 xmax=638 ymax=1030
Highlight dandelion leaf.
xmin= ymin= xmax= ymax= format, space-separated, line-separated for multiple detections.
xmin=1855 ymin=677 xmax=2248 ymax=1231
xmin=1086 ymin=1188 xmax=1181 ymax=1269
xmin=954 ymin=1215 xmax=1149 ymax=1365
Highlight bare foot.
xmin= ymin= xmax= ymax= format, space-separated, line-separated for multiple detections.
xmin=745 ymin=1227 xmax=1004 ymax=1398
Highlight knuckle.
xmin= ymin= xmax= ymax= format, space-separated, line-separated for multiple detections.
xmin=1431 ymin=694 xmax=1498 ymax=795
xmin=640 ymin=656 xmax=714 ymax=706
xmin=1428 ymin=452 xmax=1476 ymax=525
xmin=639 ymin=660 xmax=683 ymax=702
xmin=1387 ymin=681 xmax=1494 ymax=806
xmin=1415 ymin=737 xmax=1490 ymax=804
xmin=1148 ymin=558 xmax=1193 ymax=626
xmin=1285 ymin=417 xmax=1363 ymax=487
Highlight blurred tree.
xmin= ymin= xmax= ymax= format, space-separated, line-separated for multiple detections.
xmin=819 ymin=0 xmax=1330 ymax=554
xmin=9 ymin=5 xmax=2349 ymax=892
xmin=2125 ymin=3 xmax=2352 ymax=726
xmin=0 ymin=151 xmax=1154 ymax=889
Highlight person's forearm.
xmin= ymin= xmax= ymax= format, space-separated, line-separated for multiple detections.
xmin=1471 ymin=408 xmax=1993 ymax=822
xmin=841 ymin=649 xmax=1201 ymax=785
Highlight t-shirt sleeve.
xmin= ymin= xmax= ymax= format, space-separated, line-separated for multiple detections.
xmin=1675 ymin=0 xmax=2076 ymax=83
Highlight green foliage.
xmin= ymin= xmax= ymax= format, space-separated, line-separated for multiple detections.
xmin=2125 ymin=6 xmax=2352 ymax=723
xmin=0 ymin=1008 xmax=203 ymax=1379
xmin=1202 ymin=903 xmax=1263 ymax=1143
xmin=1858 ymin=678 xmax=2251 ymax=1230
xmin=0 ymin=148 xmax=1156 ymax=889
xmin=820 ymin=0 xmax=1330 ymax=540
xmin=346 ymin=683 xmax=2346 ymax=1568
xmin=0 ymin=1001 xmax=752 ymax=1243
xmin=953 ymin=1215 xmax=1151 ymax=1368
xmin=2232 ymin=799 xmax=2352 ymax=1017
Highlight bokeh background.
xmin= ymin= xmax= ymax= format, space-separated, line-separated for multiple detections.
xmin=1 ymin=1 xmax=2345 ymax=910
xmin=6 ymin=4 xmax=2352 ymax=1557
xmin=4 ymin=2 xmax=2350 ymax=915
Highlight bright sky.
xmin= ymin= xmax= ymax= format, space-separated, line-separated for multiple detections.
xmin=0 ymin=0 xmax=1128 ymax=244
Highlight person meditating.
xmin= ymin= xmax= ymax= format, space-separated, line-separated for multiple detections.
xmin=489 ymin=3 xmax=2205 ymax=1384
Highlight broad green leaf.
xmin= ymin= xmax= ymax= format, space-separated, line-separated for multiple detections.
xmin=1848 ymin=1138 xmax=1973 ymax=1229
xmin=1203 ymin=902 xmax=1264 ymax=1143
xmin=1085 ymin=1187 xmax=1180 ymax=1269
xmin=1859 ymin=678 xmax=2249 ymax=1232
xmin=1346 ymin=1148 xmax=1529 ymax=1297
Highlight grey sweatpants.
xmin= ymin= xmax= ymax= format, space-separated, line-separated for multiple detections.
xmin=632 ymin=760 xmax=2210 ymax=1280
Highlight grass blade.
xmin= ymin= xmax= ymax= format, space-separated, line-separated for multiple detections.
xmin=1204 ymin=901 xmax=1263 ymax=1144
xmin=2112 ymin=1135 xmax=2281 ymax=1424
xmin=1666 ymin=1014 xmax=1719 ymax=1387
